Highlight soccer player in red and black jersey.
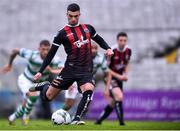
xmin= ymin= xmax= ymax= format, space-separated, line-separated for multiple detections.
xmin=95 ymin=32 xmax=131 ymax=125
xmin=29 ymin=3 xmax=113 ymax=125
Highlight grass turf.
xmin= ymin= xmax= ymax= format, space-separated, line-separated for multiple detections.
xmin=0 ymin=119 xmax=180 ymax=130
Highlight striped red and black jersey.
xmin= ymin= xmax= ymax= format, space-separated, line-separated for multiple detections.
xmin=38 ymin=23 xmax=111 ymax=74
xmin=53 ymin=24 xmax=109 ymax=73
xmin=109 ymin=45 xmax=132 ymax=74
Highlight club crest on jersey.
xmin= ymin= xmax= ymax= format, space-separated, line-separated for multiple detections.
xmin=115 ymin=64 xmax=125 ymax=70
xmin=84 ymin=28 xmax=89 ymax=33
xmin=74 ymin=35 xmax=89 ymax=48
xmin=56 ymin=75 xmax=63 ymax=80
xmin=114 ymin=56 xmax=119 ymax=60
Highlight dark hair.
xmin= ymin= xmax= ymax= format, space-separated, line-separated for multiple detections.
xmin=117 ymin=32 xmax=128 ymax=39
xmin=67 ymin=3 xmax=80 ymax=12
xmin=39 ymin=40 xmax=50 ymax=47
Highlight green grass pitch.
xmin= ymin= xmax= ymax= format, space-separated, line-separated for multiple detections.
xmin=0 ymin=119 xmax=180 ymax=130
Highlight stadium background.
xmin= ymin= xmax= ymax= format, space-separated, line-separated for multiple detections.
xmin=0 ymin=0 xmax=180 ymax=121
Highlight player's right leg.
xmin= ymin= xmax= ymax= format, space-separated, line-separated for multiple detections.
xmin=29 ymin=74 xmax=74 ymax=102
xmin=95 ymin=97 xmax=114 ymax=125
xmin=29 ymin=82 xmax=61 ymax=101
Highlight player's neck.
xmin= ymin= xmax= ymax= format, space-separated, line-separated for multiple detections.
xmin=67 ymin=23 xmax=80 ymax=27
xmin=118 ymin=45 xmax=127 ymax=52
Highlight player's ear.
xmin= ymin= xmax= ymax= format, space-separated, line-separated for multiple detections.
xmin=116 ymin=39 xmax=119 ymax=42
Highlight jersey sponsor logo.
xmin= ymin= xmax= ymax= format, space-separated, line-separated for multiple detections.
xmin=68 ymin=63 xmax=74 ymax=66
xmin=73 ymin=35 xmax=89 ymax=48
xmin=66 ymin=33 xmax=74 ymax=37
xmin=84 ymin=28 xmax=89 ymax=33
xmin=114 ymin=56 xmax=119 ymax=60
xmin=115 ymin=64 xmax=125 ymax=70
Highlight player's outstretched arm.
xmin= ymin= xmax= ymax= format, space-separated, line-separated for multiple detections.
xmin=45 ymin=66 xmax=64 ymax=75
xmin=34 ymin=44 xmax=59 ymax=81
xmin=92 ymin=34 xmax=110 ymax=50
xmin=0 ymin=48 xmax=20 ymax=73
xmin=92 ymin=35 xmax=114 ymax=58
xmin=88 ymin=24 xmax=114 ymax=58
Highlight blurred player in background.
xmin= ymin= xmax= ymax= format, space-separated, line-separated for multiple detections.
xmin=29 ymin=3 xmax=113 ymax=125
xmin=0 ymin=40 xmax=63 ymax=125
xmin=63 ymin=43 xmax=108 ymax=111
xmin=95 ymin=32 xmax=132 ymax=125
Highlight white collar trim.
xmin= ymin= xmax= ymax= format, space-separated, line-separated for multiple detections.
xmin=117 ymin=45 xmax=128 ymax=52
xmin=66 ymin=23 xmax=80 ymax=27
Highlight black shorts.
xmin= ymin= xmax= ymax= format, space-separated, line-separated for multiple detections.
xmin=109 ymin=78 xmax=123 ymax=98
xmin=110 ymin=78 xmax=123 ymax=90
xmin=51 ymin=65 xmax=95 ymax=92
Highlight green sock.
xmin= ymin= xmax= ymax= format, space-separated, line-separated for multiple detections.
xmin=24 ymin=96 xmax=38 ymax=115
xmin=14 ymin=105 xmax=25 ymax=118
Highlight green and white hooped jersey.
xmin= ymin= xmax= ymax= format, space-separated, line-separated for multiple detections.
xmin=19 ymin=48 xmax=64 ymax=82
xmin=93 ymin=52 xmax=108 ymax=75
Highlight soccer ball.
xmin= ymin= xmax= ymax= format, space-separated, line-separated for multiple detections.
xmin=51 ymin=109 xmax=71 ymax=125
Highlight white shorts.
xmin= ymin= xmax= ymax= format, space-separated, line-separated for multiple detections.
xmin=64 ymin=82 xmax=94 ymax=100
xmin=65 ymin=82 xmax=78 ymax=99
xmin=18 ymin=74 xmax=39 ymax=98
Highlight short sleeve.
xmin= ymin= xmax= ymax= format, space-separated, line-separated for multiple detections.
xmin=19 ymin=48 xmax=33 ymax=60
xmin=86 ymin=24 xmax=97 ymax=38
xmin=53 ymin=30 xmax=64 ymax=46
xmin=129 ymin=49 xmax=132 ymax=59
xmin=127 ymin=48 xmax=132 ymax=62
xmin=108 ymin=52 xmax=114 ymax=69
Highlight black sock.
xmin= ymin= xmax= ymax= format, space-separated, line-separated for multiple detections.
xmin=96 ymin=105 xmax=113 ymax=123
xmin=115 ymin=101 xmax=124 ymax=125
xmin=35 ymin=81 xmax=50 ymax=91
xmin=40 ymin=83 xmax=51 ymax=102
xmin=73 ymin=90 xmax=93 ymax=121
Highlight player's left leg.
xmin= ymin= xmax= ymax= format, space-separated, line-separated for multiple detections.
xmin=8 ymin=99 xmax=26 ymax=125
xmin=111 ymin=87 xmax=125 ymax=125
xmin=71 ymin=82 xmax=94 ymax=125
xmin=8 ymin=74 xmax=38 ymax=125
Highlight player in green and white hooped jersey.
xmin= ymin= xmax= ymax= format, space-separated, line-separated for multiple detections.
xmin=63 ymin=44 xmax=109 ymax=111
xmin=1 ymin=40 xmax=63 ymax=125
